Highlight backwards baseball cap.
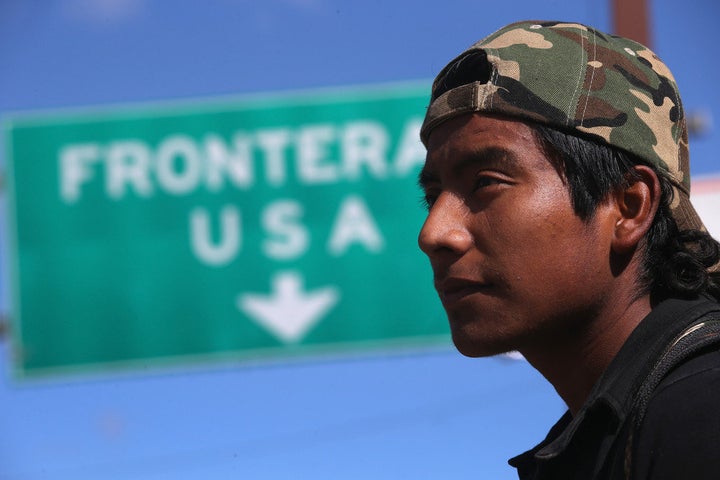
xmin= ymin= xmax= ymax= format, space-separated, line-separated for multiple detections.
xmin=421 ymin=20 xmax=707 ymax=237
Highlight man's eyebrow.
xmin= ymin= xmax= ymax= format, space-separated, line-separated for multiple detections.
xmin=418 ymin=166 xmax=438 ymax=190
xmin=453 ymin=146 xmax=519 ymax=175
xmin=418 ymin=146 xmax=518 ymax=190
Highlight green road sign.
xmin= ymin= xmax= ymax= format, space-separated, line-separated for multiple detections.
xmin=5 ymin=83 xmax=448 ymax=376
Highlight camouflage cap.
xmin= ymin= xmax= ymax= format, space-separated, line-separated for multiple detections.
xmin=421 ymin=20 xmax=708 ymax=238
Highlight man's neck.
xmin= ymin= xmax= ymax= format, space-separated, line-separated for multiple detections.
xmin=519 ymin=294 xmax=652 ymax=415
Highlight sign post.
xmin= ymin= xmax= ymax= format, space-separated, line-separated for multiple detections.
xmin=5 ymin=83 xmax=449 ymax=376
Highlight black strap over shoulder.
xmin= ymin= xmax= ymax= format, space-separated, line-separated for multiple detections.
xmin=624 ymin=312 xmax=720 ymax=479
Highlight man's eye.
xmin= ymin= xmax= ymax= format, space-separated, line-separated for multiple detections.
xmin=420 ymin=192 xmax=438 ymax=210
xmin=474 ymin=175 xmax=502 ymax=190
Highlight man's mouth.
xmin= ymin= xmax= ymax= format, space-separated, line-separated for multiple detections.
xmin=435 ymin=277 xmax=491 ymax=305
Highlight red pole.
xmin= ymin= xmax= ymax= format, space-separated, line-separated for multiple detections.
xmin=611 ymin=0 xmax=652 ymax=47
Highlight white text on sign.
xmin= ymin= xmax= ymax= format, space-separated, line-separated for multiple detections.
xmin=59 ymin=119 xmax=424 ymax=201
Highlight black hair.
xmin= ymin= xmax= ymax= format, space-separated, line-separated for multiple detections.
xmin=431 ymin=51 xmax=720 ymax=302
xmin=533 ymin=125 xmax=720 ymax=302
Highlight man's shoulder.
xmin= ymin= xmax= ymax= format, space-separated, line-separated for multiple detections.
xmin=641 ymin=300 xmax=720 ymax=427
xmin=632 ymin=347 xmax=720 ymax=479
xmin=656 ymin=346 xmax=720 ymax=391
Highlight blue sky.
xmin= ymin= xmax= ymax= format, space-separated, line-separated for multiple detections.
xmin=1 ymin=1 xmax=718 ymax=479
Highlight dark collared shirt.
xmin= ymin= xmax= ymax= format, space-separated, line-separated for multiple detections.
xmin=509 ymin=295 xmax=720 ymax=480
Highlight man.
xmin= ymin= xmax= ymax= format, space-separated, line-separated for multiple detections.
xmin=417 ymin=21 xmax=720 ymax=479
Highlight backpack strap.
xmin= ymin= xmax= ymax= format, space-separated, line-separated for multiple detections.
xmin=624 ymin=313 xmax=720 ymax=479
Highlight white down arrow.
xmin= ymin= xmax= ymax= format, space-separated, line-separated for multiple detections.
xmin=238 ymin=271 xmax=340 ymax=343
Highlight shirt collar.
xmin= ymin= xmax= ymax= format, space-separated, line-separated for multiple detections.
xmin=509 ymin=295 xmax=720 ymax=469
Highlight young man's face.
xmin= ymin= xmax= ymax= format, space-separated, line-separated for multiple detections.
xmin=418 ymin=114 xmax=616 ymax=357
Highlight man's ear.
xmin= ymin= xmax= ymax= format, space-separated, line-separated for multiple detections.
xmin=611 ymin=165 xmax=661 ymax=255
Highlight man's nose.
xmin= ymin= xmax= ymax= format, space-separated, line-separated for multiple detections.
xmin=418 ymin=193 xmax=472 ymax=258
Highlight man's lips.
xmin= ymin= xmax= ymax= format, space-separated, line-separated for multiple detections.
xmin=434 ymin=277 xmax=492 ymax=305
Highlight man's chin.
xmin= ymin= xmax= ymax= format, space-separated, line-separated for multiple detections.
xmin=452 ymin=336 xmax=515 ymax=358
